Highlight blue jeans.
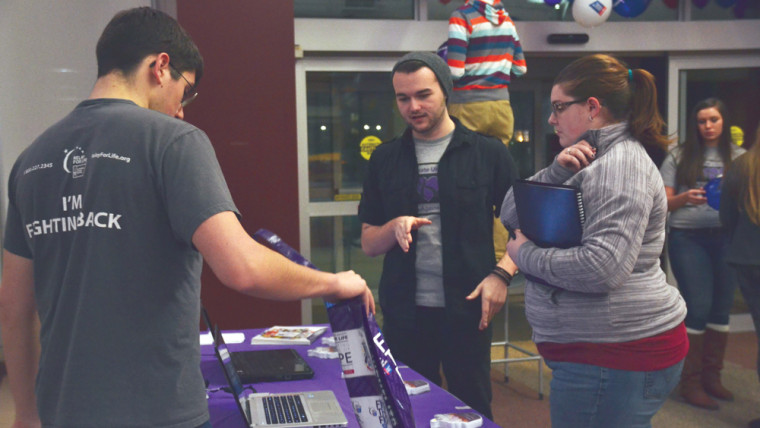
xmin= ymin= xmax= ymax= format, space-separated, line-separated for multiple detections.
xmin=668 ymin=228 xmax=736 ymax=330
xmin=546 ymin=360 xmax=684 ymax=428
xmin=734 ymin=265 xmax=760 ymax=381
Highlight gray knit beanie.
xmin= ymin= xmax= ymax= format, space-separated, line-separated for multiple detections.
xmin=392 ymin=51 xmax=453 ymax=101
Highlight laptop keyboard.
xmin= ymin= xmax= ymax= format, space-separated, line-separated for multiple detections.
xmin=262 ymin=394 xmax=310 ymax=424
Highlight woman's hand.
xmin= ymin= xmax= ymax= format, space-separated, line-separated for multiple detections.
xmin=506 ymin=229 xmax=530 ymax=262
xmin=682 ymin=188 xmax=707 ymax=205
xmin=558 ymin=140 xmax=596 ymax=172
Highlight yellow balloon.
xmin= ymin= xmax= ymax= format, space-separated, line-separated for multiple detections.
xmin=731 ymin=125 xmax=744 ymax=147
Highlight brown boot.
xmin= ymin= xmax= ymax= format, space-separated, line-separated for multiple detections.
xmin=680 ymin=333 xmax=719 ymax=410
xmin=702 ymin=327 xmax=734 ymax=401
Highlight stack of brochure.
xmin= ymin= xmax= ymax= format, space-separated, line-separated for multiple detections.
xmin=250 ymin=325 xmax=327 ymax=345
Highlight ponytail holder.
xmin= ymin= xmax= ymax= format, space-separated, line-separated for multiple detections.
xmin=628 ymin=69 xmax=633 ymax=82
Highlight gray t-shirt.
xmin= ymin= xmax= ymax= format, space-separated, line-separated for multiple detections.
xmin=413 ymin=132 xmax=452 ymax=308
xmin=660 ymin=145 xmax=744 ymax=229
xmin=4 ymin=99 xmax=238 ymax=427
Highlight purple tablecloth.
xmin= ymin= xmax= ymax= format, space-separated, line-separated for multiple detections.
xmin=201 ymin=326 xmax=499 ymax=427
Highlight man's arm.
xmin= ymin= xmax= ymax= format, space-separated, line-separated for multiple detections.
xmin=360 ymin=217 xmax=432 ymax=257
xmin=192 ymin=211 xmax=375 ymax=313
xmin=466 ymin=253 xmax=518 ymax=331
xmin=0 ymin=250 xmax=42 ymax=428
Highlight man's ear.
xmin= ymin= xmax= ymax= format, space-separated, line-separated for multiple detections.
xmin=150 ymin=53 xmax=171 ymax=86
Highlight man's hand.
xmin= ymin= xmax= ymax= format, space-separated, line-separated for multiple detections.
xmin=467 ymin=275 xmax=507 ymax=331
xmin=558 ymin=140 xmax=596 ymax=172
xmin=391 ymin=216 xmax=432 ymax=252
xmin=327 ymin=270 xmax=376 ymax=315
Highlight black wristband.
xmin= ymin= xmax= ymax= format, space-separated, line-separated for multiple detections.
xmin=491 ymin=266 xmax=513 ymax=286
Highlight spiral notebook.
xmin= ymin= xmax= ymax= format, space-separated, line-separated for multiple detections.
xmin=512 ymin=179 xmax=585 ymax=249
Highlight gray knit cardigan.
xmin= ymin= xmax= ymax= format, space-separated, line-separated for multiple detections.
xmin=500 ymin=122 xmax=686 ymax=344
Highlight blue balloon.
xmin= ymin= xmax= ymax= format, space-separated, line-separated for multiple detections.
xmin=613 ymin=0 xmax=651 ymax=17
xmin=704 ymin=176 xmax=722 ymax=211
xmin=715 ymin=0 xmax=737 ymax=7
xmin=544 ymin=0 xmax=564 ymax=5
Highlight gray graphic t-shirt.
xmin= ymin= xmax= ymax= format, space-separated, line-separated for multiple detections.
xmin=660 ymin=145 xmax=744 ymax=228
xmin=414 ymin=132 xmax=452 ymax=307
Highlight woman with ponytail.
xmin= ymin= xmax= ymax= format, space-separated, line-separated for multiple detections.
xmin=500 ymin=54 xmax=687 ymax=427
xmin=720 ymin=127 xmax=760 ymax=428
xmin=659 ymin=98 xmax=745 ymax=410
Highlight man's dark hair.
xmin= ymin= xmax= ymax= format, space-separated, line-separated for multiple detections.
xmin=393 ymin=59 xmax=428 ymax=75
xmin=96 ymin=7 xmax=203 ymax=84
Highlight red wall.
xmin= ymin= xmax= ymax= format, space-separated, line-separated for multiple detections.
xmin=177 ymin=2 xmax=302 ymax=329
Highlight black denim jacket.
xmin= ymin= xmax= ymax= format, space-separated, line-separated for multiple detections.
xmin=358 ymin=117 xmax=516 ymax=327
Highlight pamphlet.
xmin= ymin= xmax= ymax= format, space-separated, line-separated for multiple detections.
xmin=250 ymin=325 xmax=327 ymax=345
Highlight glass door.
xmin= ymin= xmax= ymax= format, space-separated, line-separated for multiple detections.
xmin=667 ymin=54 xmax=760 ymax=146
xmin=665 ymin=54 xmax=760 ymax=318
xmin=296 ymin=57 xmax=398 ymax=324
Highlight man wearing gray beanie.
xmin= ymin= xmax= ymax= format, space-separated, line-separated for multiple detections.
xmin=359 ymin=51 xmax=519 ymax=420
xmin=392 ymin=51 xmax=453 ymax=101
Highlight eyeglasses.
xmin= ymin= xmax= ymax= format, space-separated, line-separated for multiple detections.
xmin=168 ymin=63 xmax=198 ymax=108
xmin=551 ymin=99 xmax=585 ymax=115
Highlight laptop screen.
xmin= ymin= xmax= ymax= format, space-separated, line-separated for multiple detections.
xmin=215 ymin=326 xmax=246 ymax=398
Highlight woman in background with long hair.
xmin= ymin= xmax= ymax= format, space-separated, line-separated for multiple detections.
xmin=659 ymin=98 xmax=745 ymax=409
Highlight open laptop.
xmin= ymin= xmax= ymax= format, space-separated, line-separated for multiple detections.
xmin=201 ymin=305 xmax=315 ymax=383
xmin=211 ymin=324 xmax=348 ymax=427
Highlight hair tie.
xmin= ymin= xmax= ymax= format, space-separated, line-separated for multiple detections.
xmin=628 ymin=69 xmax=633 ymax=82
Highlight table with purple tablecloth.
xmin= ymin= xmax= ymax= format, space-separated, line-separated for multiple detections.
xmin=201 ymin=325 xmax=499 ymax=427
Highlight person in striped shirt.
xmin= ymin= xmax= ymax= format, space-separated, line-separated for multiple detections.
xmin=446 ymin=0 xmax=527 ymax=263
xmin=446 ymin=0 xmax=527 ymax=147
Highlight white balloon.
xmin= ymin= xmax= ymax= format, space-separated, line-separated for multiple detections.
xmin=572 ymin=0 xmax=612 ymax=28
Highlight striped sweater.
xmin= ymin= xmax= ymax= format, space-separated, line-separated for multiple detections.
xmin=500 ymin=122 xmax=687 ymax=344
xmin=447 ymin=0 xmax=527 ymax=103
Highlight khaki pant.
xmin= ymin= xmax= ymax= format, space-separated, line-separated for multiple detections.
xmin=449 ymin=100 xmax=514 ymax=261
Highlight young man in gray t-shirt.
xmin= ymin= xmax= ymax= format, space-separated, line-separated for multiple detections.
xmin=0 ymin=8 xmax=373 ymax=428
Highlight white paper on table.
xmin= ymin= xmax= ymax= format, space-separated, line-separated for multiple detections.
xmin=199 ymin=331 xmax=246 ymax=345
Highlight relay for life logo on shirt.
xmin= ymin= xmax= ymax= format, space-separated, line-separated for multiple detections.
xmin=63 ymin=146 xmax=88 ymax=178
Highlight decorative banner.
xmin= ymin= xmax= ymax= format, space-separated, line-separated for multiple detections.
xmin=692 ymin=0 xmax=709 ymax=8
xmin=613 ymin=0 xmax=652 ymax=17
xmin=573 ymin=0 xmax=613 ymax=27
xmin=715 ymin=0 xmax=737 ymax=7
xmin=662 ymin=0 xmax=678 ymax=9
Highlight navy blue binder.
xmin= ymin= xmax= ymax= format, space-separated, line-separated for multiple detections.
xmin=513 ymin=179 xmax=585 ymax=249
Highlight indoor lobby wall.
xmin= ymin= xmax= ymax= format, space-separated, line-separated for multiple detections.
xmin=177 ymin=2 xmax=302 ymax=329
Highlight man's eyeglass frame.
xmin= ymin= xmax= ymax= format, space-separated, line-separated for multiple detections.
xmin=168 ymin=63 xmax=198 ymax=108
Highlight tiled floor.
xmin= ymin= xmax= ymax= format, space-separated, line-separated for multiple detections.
xmin=488 ymin=329 xmax=759 ymax=428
